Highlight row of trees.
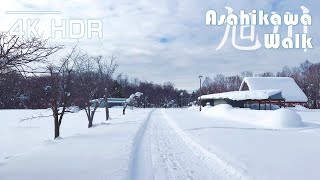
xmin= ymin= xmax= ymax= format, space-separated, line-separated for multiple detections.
xmin=0 ymin=58 xmax=191 ymax=110
xmin=0 ymin=32 xmax=190 ymax=139
xmin=114 ymin=76 xmax=191 ymax=108
xmin=197 ymin=60 xmax=320 ymax=109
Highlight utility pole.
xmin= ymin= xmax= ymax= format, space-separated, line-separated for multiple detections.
xmin=199 ymin=75 xmax=203 ymax=111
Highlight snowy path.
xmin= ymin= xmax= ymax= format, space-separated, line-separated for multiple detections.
xmin=128 ymin=109 xmax=243 ymax=180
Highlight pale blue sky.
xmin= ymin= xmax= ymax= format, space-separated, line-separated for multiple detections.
xmin=1 ymin=0 xmax=319 ymax=90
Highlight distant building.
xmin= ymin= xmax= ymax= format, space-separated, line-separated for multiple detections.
xmin=91 ymin=98 xmax=127 ymax=108
xmin=199 ymin=77 xmax=308 ymax=110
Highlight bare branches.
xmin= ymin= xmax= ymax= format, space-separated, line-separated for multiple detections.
xmin=46 ymin=47 xmax=81 ymax=139
xmin=74 ymin=54 xmax=118 ymax=126
xmin=94 ymin=55 xmax=118 ymax=83
xmin=19 ymin=113 xmax=53 ymax=123
xmin=0 ymin=32 xmax=63 ymax=76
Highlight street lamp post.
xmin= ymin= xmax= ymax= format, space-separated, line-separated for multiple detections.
xmin=199 ymin=75 xmax=203 ymax=111
xmin=180 ymin=92 xmax=184 ymax=108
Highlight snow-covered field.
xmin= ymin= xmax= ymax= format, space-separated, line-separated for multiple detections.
xmin=1 ymin=106 xmax=320 ymax=180
xmin=0 ymin=107 xmax=152 ymax=180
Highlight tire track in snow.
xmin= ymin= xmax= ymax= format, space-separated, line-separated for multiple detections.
xmin=150 ymin=111 xmax=220 ymax=180
xmin=128 ymin=109 xmax=223 ymax=180
xmin=161 ymin=109 xmax=250 ymax=180
xmin=128 ymin=109 xmax=156 ymax=180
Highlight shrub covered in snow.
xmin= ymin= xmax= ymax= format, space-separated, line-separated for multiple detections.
xmin=210 ymin=104 xmax=233 ymax=111
xmin=202 ymin=104 xmax=304 ymax=129
xmin=67 ymin=106 xmax=80 ymax=113
xmin=292 ymin=105 xmax=309 ymax=111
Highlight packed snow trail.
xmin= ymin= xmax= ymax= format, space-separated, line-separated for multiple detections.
xmin=128 ymin=109 xmax=247 ymax=180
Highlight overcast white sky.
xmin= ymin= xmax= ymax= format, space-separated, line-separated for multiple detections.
xmin=1 ymin=0 xmax=319 ymax=91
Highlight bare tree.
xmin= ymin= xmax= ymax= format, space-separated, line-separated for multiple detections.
xmin=47 ymin=47 xmax=79 ymax=139
xmin=75 ymin=54 xmax=102 ymax=128
xmin=0 ymin=32 xmax=62 ymax=76
xmin=94 ymin=55 xmax=118 ymax=121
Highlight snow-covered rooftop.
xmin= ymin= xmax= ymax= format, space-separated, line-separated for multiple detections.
xmin=240 ymin=77 xmax=308 ymax=102
xmin=199 ymin=90 xmax=282 ymax=101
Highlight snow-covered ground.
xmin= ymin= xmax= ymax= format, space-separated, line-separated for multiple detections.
xmin=0 ymin=107 xmax=153 ymax=180
xmin=1 ymin=106 xmax=320 ymax=179
xmin=166 ymin=106 xmax=320 ymax=179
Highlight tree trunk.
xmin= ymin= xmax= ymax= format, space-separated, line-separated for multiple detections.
xmin=105 ymin=88 xmax=109 ymax=121
xmin=105 ymin=103 xmax=109 ymax=121
xmin=86 ymin=105 xmax=98 ymax=128
xmin=54 ymin=115 xmax=60 ymax=139
xmin=88 ymin=118 xmax=93 ymax=128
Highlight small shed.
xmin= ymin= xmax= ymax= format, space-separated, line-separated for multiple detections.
xmin=91 ymin=98 xmax=127 ymax=108
xmin=239 ymin=77 xmax=308 ymax=105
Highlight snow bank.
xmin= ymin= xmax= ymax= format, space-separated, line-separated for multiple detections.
xmin=264 ymin=109 xmax=303 ymax=128
xmin=210 ymin=104 xmax=233 ymax=111
xmin=292 ymin=105 xmax=309 ymax=111
xmin=187 ymin=105 xmax=199 ymax=110
xmin=164 ymin=108 xmax=320 ymax=180
xmin=202 ymin=103 xmax=212 ymax=110
xmin=202 ymin=105 xmax=304 ymax=129
xmin=202 ymin=104 xmax=233 ymax=118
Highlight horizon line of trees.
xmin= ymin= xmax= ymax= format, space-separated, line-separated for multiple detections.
xmin=0 ymin=65 xmax=190 ymax=109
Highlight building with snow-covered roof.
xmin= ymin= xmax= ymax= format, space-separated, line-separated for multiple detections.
xmin=239 ymin=77 xmax=308 ymax=104
xmin=198 ymin=77 xmax=307 ymax=110
xmin=199 ymin=90 xmax=285 ymax=110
